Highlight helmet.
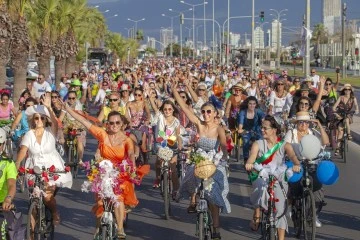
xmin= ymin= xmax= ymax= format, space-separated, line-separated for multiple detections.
xmin=0 ymin=128 xmax=6 ymax=144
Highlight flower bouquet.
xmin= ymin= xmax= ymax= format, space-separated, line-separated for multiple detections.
xmin=190 ymin=149 xmax=218 ymax=180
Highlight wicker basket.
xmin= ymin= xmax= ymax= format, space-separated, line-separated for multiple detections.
xmin=194 ymin=160 xmax=216 ymax=179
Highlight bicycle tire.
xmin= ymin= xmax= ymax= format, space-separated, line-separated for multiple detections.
xmin=27 ymin=200 xmax=40 ymax=240
xmin=198 ymin=212 xmax=204 ymax=240
xmin=303 ymin=191 xmax=316 ymax=240
xmin=292 ymin=199 xmax=302 ymax=238
xmin=236 ymin=141 xmax=241 ymax=162
xmin=163 ymin=170 xmax=170 ymax=220
xmin=343 ymin=137 xmax=347 ymax=163
xmin=6 ymin=138 xmax=13 ymax=159
xmin=18 ymin=174 xmax=25 ymax=193
xmin=269 ymin=226 xmax=276 ymax=240
xmin=101 ymin=225 xmax=108 ymax=240
xmin=44 ymin=208 xmax=55 ymax=240
xmin=330 ymin=128 xmax=337 ymax=150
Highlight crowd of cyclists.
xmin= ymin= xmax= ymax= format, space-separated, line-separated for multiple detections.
xmin=0 ymin=58 xmax=358 ymax=240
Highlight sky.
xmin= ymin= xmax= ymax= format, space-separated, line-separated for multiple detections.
xmin=88 ymin=0 xmax=360 ymax=46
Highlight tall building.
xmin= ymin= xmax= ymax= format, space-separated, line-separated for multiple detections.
xmin=322 ymin=0 xmax=341 ymax=35
xmin=254 ymin=27 xmax=265 ymax=49
xmin=229 ymin=32 xmax=241 ymax=48
xmin=147 ymin=37 xmax=156 ymax=49
xmin=160 ymin=28 xmax=173 ymax=51
xmin=271 ymin=20 xmax=282 ymax=51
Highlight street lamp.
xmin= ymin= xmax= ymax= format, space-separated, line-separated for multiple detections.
xmin=180 ymin=0 xmax=208 ymax=60
xmin=107 ymin=14 xmax=118 ymax=19
xmin=127 ymin=18 xmax=146 ymax=40
xmin=124 ymin=27 xmax=134 ymax=38
xmin=169 ymin=8 xmax=192 ymax=60
xmin=270 ymin=8 xmax=288 ymax=69
xmin=102 ymin=9 xmax=110 ymax=13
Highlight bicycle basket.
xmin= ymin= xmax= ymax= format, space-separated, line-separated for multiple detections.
xmin=194 ymin=160 xmax=216 ymax=179
xmin=157 ymin=147 xmax=174 ymax=161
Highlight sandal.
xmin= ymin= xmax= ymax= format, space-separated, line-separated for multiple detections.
xmin=187 ymin=202 xmax=197 ymax=213
xmin=250 ymin=217 xmax=261 ymax=231
xmin=117 ymin=228 xmax=126 ymax=239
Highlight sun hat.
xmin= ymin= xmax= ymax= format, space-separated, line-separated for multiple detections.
xmin=232 ymin=83 xmax=244 ymax=90
xmin=300 ymin=84 xmax=311 ymax=92
xmin=120 ymin=84 xmax=130 ymax=92
xmin=303 ymin=77 xmax=313 ymax=82
xmin=71 ymin=79 xmax=82 ymax=86
xmin=0 ymin=128 xmax=6 ymax=144
xmin=294 ymin=111 xmax=311 ymax=122
xmin=25 ymin=105 xmax=51 ymax=122
xmin=341 ymin=83 xmax=353 ymax=91
xmin=197 ymin=82 xmax=207 ymax=90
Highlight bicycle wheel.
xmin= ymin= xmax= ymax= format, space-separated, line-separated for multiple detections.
xmin=101 ymin=225 xmax=108 ymax=240
xmin=291 ymin=199 xmax=302 ymax=238
xmin=303 ymin=191 xmax=316 ymax=240
xmin=236 ymin=138 xmax=241 ymax=162
xmin=162 ymin=170 xmax=170 ymax=220
xmin=6 ymin=138 xmax=13 ymax=159
xmin=27 ymin=200 xmax=41 ymax=240
xmin=198 ymin=212 xmax=204 ymax=240
xmin=343 ymin=137 xmax=347 ymax=163
xmin=45 ymin=208 xmax=55 ymax=240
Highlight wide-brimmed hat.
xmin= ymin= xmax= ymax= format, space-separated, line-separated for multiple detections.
xmin=291 ymin=111 xmax=311 ymax=123
xmin=120 ymin=84 xmax=130 ymax=92
xmin=25 ymin=105 xmax=51 ymax=121
xmin=341 ymin=83 xmax=353 ymax=92
xmin=303 ymin=77 xmax=313 ymax=83
xmin=232 ymin=83 xmax=244 ymax=90
xmin=300 ymin=84 xmax=311 ymax=92
xmin=197 ymin=82 xmax=207 ymax=90
xmin=71 ymin=79 xmax=82 ymax=86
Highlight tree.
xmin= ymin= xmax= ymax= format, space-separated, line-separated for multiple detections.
xmin=8 ymin=0 xmax=30 ymax=107
xmin=145 ymin=47 xmax=156 ymax=57
xmin=136 ymin=29 xmax=144 ymax=42
xmin=104 ymin=31 xmax=139 ymax=62
xmin=0 ymin=2 xmax=12 ymax=90
xmin=312 ymin=23 xmax=328 ymax=56
xmin=165 ymin=43 xmax=191 ymax=57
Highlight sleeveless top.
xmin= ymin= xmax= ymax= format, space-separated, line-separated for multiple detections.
xmin=197 ymin=137 xmax=218 ymax=152
xmin=129 ymin=107 xmax=146 ymax=128
xmin=256 ymin=139 xmax=286 ymax=171
xmin=103 ymin=106 xmax=123 ymax=120
xmin=338 ymin=96 xmax=354 ymax=113
xmin=0 ymin=104 xmax=12 ymax=120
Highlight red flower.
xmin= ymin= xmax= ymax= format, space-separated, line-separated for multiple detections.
xmin=27 ymin=168 xmax=34 ymax=174
xmin=65 ymin=166 xmax=71 ymax=172
xmin=49 ymin=165 xmax=56 ymax=173
xmin=42 ymin=172 xmax=49 ymax=182
xmin=28 ymin=180 xmax=34 ymax=186
xmin=53 ymin=175 xmax=60 ymax=181
xmin=18 ymin=167 xmax=25 ymax=174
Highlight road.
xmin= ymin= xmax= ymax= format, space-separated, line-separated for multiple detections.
xmin=13 ymin=127 xmax=360 ymax=240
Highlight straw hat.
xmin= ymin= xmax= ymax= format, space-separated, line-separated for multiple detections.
xmin=232 ymin=83 xmax=244 ymax=90
xmin=341 ymin=83 xmax=353 ymax=92
xmin=292 ymin=111 xmax=311 ymax=123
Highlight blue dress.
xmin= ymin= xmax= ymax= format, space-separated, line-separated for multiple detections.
xmin=179 ymin=137 xmax=231 ymax=214
xmin=13 ymin=111 xmax=29 ymax=141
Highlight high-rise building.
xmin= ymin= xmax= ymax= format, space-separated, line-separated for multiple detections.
xmin=160 ymin=28 xmax=173 ymax=51
xmin=147 ymin=37 xmax=156 ymax=49
xmin=254 ymin=27 xmax=265 ymax=49
xmin=322 ymin=0 xmax=341 ymax=35
xmin=229 ymin=32 xmax=241 ymax=48
xmin=271 ymin=20 xmax=282 ymax=51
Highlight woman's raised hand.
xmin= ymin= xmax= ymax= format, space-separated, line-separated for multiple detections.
xmin=41 ymin=94 xmax=51 ymax=108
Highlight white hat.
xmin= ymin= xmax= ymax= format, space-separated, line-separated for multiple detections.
xmin=294 ymin=111 xmax=311 ymax=122
xmin=120 ymin=84 xmax=130 ymax=91
xmin=25 ymin=105 xmax=51 ymax=119
xmin=0 ymin=128 xmax=6 ymax=144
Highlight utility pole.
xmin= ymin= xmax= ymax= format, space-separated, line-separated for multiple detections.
xmin=305 ymin=0 xmax=310 ymax=76
xmin=251 ymin=0 xmax=255 ymax=76
xmin=342 ymin=2 xmax=347 ymax=78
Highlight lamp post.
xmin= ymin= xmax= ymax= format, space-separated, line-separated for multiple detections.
xmin=124 ymin=27 xmax=134 ymax=38
xmin=127 ymin=18 xmax=146 ymax=40
xmin=169 ymin=8 xmax=192 ymax=60
xmin=180 ymin=0 xmax=208 ymax=60
xmin=270 ymin=8 xmax=288 ymax=69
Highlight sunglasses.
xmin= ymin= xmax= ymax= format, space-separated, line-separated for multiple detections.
xmin=299 ymin=102 xmax=309 ymax=106
xmin=294 ymin=80 xmax=300 ymax=83
xmin=68 ymin=97 xmax=76 ymax=100
xmin=311 ymin=72 xmax=316 ymax=73
xmin=201 ymin=109 xmax=212 ymax=114
xmin=344 ymin=88 xmax=351 ymax=91
xmin=134 ymin=93 xmax=142 ymax=97
xmin=108 ymin=99 xmax=118 ymax=102
xmin=277 ymin=83 xmax=284 ymax=86
xmin=108 ymin=121 xmax=121 ymax=126
xmin=326 ymin=83 xmax=332 ymax=85
xmin=38 ymin=78 xmax=43 ymax=80
xmin=163 ymin=108 xmax=173 ymax=112
xmin=34 ymin=116 xmax=46 ymax=121
xmin=298 ymin=120 xmax=310 ymax=125
xmin=198 ymin=89 xmax=206 ymax=91
xmin=51 ymin=96 xmax=58 ymax=99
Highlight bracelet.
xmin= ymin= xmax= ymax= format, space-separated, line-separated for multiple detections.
xmin=5 ymin=195 xmax=12 ymax=201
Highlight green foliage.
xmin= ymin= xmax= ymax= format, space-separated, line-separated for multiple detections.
xmin=145 ymin=47 xmax=156 ymax=56
xmin=190 ymin=152 xmax=205 ymax=165
xmin=164 ymin=43 xmax=191 ymax=57
xmin=104 ymin=31 xmax=139 ymax=62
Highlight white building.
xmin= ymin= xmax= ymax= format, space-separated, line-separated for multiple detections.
xmin=147 ymin=37 xmax=156 ymax=49
xmin=271 ymin=20 xmax=282 ymax=51
xmin=160 ymin=28 xmax=173 ymax=51
xmin=229 ymin=32 xmax=241 ymax=48
xmin=322 ymin=0 xmax=341 ymax=35
xmin=254 ymin=27 xmax=265 ymax=49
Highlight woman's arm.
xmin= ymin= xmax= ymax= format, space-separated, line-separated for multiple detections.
xmin=224 ymin=98 xmax=232 ymax=119
xmin=41 ymin=95 xmax=58 ymax=135
xmin=334 ymin=70 xmax=340 ymax=90
xmin=124 ymin=102 xmax=131 ymax=123
xmin=172 ymin=83 xmax=201 ymax=126
xmin=354 ymin=97 xmax=359 ymax=114
xmin=312 ymin=76 xmax=325 ymax=113
xmin=143 ymin=101 xmax=151 ymax=124
xmin=332 ymin=96 xmax=341 ymax=112
xmin=97 ymin=107 xmax=105 ymax=123
xmin=245 ymin=141 xmax=260 ymax=171
xmin=10 ymin=112 xmax=22 ymax=131
xmin=217 ymin=126 xmax=228 ymax=159
xmin=62 ymin=101 xmax=92 ymax=130
xmin=237 ymin=110 xmax=245 ymax=133
xmin=15 ymin=145 xmax=28 ymax=169
xmin=149 ymin=96 xmax=159 ymax=113
xmin=185 ymin=81 xmax=199 ymax=103
xmin=284 ymin=143 xmax=301 ymax=172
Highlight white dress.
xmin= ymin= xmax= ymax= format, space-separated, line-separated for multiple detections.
xmin=21 ymin=127 xmax=73 ymax=188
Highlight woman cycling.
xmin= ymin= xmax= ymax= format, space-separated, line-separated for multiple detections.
xmin=245 ymin=115 xmax=301 ymax=240
xmin=125 ymin=87 xmax=151 ymax=163
xmin=333 ymin=83 xmax=359 ymax=154
xmin=225 ymin=83 xmax=247 ymax=131
xmin=237 ymin=96 xmax=265 ymax=163
xmin=173 ymin=82 xmax=229 ymax=240
xmin=149 ymin=99 xmax=182 ymax=195
xmin=268 ymin=79 xmax=292 ymax=116
xmin=0 ymin=92 xmax=16 ymax=121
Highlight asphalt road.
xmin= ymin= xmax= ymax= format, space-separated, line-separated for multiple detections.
xmin=12 ymin=128 xmax=360 ymax=240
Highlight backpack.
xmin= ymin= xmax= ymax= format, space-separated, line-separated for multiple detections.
xmin=0 ymin=210 xmax=26 ymax=240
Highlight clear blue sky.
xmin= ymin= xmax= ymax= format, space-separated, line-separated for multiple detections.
xmin=89 ymin=0 xmax=360 ymax=45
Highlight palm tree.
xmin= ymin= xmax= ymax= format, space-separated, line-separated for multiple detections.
xmin=312 ymin=23 xmax=328 ymax=56
xmin=105 ymin=31 xmax=139 ymax=62
xmin=8 ymin=0 xmax=30 ymax=107
xmin=27 ymin=0 xmax=58 ymax=81
xmin=0 ymin=2 xmax=12 ymax=90
xmin=136 ymin=29 xmax=144 ymax=42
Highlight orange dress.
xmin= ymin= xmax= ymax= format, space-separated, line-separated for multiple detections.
xmin=212 ymin=84 xmax=224 ymax=98
xmin=89 ymin=125 xmax=149 ymax=217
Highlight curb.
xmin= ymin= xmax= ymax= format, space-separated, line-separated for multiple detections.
xmin=351 ymin=129 xmax=360 ymax=145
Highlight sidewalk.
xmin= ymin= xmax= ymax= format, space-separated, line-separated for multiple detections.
xmin=351 ymin=115 xmax=360 ymax=144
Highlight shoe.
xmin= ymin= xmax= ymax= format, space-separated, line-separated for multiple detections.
xmin=152 ymin=179 xmax=160 ymax=188
xmin=315 ymin=215 xmax=322 ymax=228
xmin=348 ymin=135 xmax=353 ymax=141
xmin=334 ymin=148 xmax=340 ymax=156
xmin=250 ymin=217 xmax=261 ymax=231
xmin=117 ymin=228 xmax=126 ymax=239
xmin=211 ymin=232 xmax=221 ymax=239
xmin=187 ymin=203 xmax=197 ymax=213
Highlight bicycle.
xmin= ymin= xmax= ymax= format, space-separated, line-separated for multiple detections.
xmin=230 ymin=129 xmax=242 ymax=162
xmin=290 ymin=159 xmax=317 ymax=240
xmin=260 ymin=174 xmax=288 ymax=240
xmin=97 ymin=198 xmax=119 ymax=240
xmin=195 ymin=179 xmax=213 ymax=240
xmin=24 ymin=166 xmax=65 ymax=240
xmin=335 ymin=111 xmax=354 ymax=163
xmin=65 ymin=127 xmax=83 ymax=178
xmin=177 ymin=145 xmax=193 ymax=184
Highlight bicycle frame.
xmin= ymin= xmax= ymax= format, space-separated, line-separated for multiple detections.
xmin=100 ymin=198 xmax=117 ymax=239
xmin=196 ymin=179 xmax=212 ymax=239
xmin=160 ymin=158 xmax=172 ymax=220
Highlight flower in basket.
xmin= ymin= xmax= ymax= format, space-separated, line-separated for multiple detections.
xmin=191 ymin=148 xmax=218 ymax=180
xmin=157 ymin=146 xmax=174 ymax=161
